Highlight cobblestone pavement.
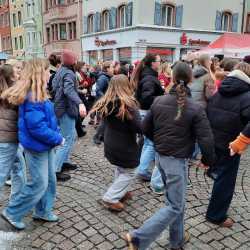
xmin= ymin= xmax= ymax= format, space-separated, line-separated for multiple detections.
xmin=0 ymin=126 xmax=250 ymax=250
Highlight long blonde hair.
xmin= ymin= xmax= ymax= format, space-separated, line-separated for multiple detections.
xmin=91 ymin=74 xmax=138 ymax=120
xmin=1 ymin=58 xmax=49 ymax=105
xmin=159 ymin=62 xmax=171 ymax=76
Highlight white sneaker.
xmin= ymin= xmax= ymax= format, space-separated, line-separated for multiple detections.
xmin=5 ymin=179 xmax=11 ymax=186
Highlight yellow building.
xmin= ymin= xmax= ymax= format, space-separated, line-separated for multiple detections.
xmin=9 ymin=0 xmax=25 ymax=58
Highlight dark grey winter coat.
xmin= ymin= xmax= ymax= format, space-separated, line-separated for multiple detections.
xmin=52 ymin=66 xmax=82 ymax=119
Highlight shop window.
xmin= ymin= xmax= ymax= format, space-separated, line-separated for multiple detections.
xmin=103 ymin=49 xmax=113 ymax=61
xmin=87 ymin=14 xmax=94 ymax=33
xmin=246 ymin=13 xmax=250 ymax=33
xmin=162 ymin=4 xmax=175 ymax=26
xmin=59 ymin=23 xmax=67 ymax=40
xmin=119 ymin=48 xmax=132 ymax=63
xmin=89 ymin=50 xmax=97 ymax=65
xmin=117 ymin=5 xmax=126 ymax=28
xmin=101 ymin=10 xmax=109 ymax=31
xmin=221 ymin=12 xmax=232 ymax=32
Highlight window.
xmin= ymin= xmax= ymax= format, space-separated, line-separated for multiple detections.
xmin=45 ymin=0 xmax=48 ymax=11
xmin=46 ymin=27 xmax=51 ymax=43
xmin=0 ymin=14 xmax=3 ymax=27
xmin=246 ymin=13 xmax=250 ymax=33
xmin=101 ymin=10 xmax=109 ymax=31
xmin=68 ymin=22 xmax=72 ymax=39
xmin=52 ymin=24 xmax=55 ymax=40
xmin=5 ymin=12 xmax=9 ymax=26
xmin=18 ymin=11 xmax=22 ymax=26
xmin=27 ymin=32 xmax=31 ymax=45
xmin=117 ymin=5 xmax=126 ymax=28
xmin=58 ymin=0 xmax=65 ymax=5
xmin=19 ymin=36 xmax=23 ymax=49
xmin=2 ymin=37 xmax=6 ymax=50
xmin=162 ymin=4 xmax=175 ymax=26
xmin=33 ymin=32 xmax=36 ymax=43
xmin=59 ymin=23 xmax=67 ymax=40
xmin=87 ymin=14 xmax=94 ymax=33
xmin=14 ymin=37 xmax=18 ymax=50
xmin=73 ymin=21 xmax=76 ymax=39
xmin=13 ymin=13 xmax=17 ymax=27
xmin=222 ymin=12 xmax=232 ymax=31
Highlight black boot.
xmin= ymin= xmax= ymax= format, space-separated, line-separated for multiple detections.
xmin=62 ymin=163 xmax=78 ymax=172
xmin=56 ymin=172 xmax=71 ymax=182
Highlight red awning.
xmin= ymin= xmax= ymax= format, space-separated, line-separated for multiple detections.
xmin=197 ymin=33 xmax=250 ymax=58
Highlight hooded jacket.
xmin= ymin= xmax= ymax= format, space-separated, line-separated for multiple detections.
xmin=142 ymin=85 xmax=215 ymax=166
xmin=207 ymin=70 xmax=250 ymax=152
xmin=190 ymin=65 xmax=216 ymax=108
xmin=136 ymin=66 xmax=164 ymax=110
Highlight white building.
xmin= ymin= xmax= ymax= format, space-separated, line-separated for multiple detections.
xmin=81 ymin=0 xmax=244 ymax=64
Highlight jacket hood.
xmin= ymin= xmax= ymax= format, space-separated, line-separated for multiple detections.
xmin=140 ymin=66 xmax=158 ymax=80
xmin=193 ymin=66 xmax=208 ymax=79
xmin=219 ymin=70 xmax=250 ymax=97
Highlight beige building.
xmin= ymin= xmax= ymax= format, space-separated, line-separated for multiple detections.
xmin=9 ymin=0 xmax=25 ymax=58
xmin=81 ymin=0 xmax=243 ymax=63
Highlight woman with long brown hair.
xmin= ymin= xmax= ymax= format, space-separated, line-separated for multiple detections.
xmin=1 ymin=58 xmax=63 ymax=230
xmin=125 ymin=62 xmax=215 ymax=250
xmin=92 ymin=74 xmax=141 ymax=212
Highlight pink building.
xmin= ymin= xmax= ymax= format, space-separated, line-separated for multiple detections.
xmin=43 ymin=0 xmax=83 ymax=57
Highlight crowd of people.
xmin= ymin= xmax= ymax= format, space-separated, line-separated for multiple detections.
xmin=0 ymin=50 xmax=250 ymax=250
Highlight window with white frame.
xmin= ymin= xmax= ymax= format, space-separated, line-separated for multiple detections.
xmin=162 ymin=4 xmax=175 ymax=26
xmin=87 ymin=14 xmax=94 ymax=33
xmin=117 ymin=5 xmax=126 ymax=28
xmin=101 ymin=10 xmax=109 ymax=31
xmin=222 ymin=12 xmax=232 ymax=31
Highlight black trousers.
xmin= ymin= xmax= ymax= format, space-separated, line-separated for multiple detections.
xmin=206 ymin=148 xmax=241 ymax=224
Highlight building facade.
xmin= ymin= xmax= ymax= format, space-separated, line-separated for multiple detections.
xmin=243 ymin=0 xmax=250 ymax=33
xmin=9 ymin=0 xmax=25 ymax=58
xmin=0 ymin=0 xmax=12 ymax=56
xmin=81 ymin=0 xmax=243 ymax=64
xmin=23 ymin=0 xmax=44 ymax=59
xmin=42 ymin=0 xmax=83 ymax=57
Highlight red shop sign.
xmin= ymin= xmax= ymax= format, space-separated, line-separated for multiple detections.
xmin=180 ymin=33 xmax=210 ymax=47
xmin=95 ymin=37 xmax=117 ymax=47
xmin=147 ymin=48 xmax=174 ymax=55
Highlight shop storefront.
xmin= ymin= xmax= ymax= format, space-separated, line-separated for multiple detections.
xmin=81 ymin=26 xmax=221 ymax=64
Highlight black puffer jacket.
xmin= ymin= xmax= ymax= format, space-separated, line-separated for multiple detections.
xmin=142 ymin=85 xmax=215 ymax=166
xmin=207 ymin=70 xmax=250 ymax=153
xmin=136 ymin=66 xmax=164 ymax=110
xmin=104 ymin=101 xmax=142 ymax=168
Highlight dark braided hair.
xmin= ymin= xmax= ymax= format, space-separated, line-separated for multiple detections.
xmin=172 ymin=62 xmax=193 ymax=120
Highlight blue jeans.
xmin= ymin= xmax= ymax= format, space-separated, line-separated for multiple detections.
xmin=132 ymin=155 xmax=188 ymax=250
xmin=10 ymin=146 xmax=27 ymax=200
xmin=137 ymin=110 xmax=163 ymax=189
xmin=5 ymin=149 xmax=57 ymax=222
xmin=206 ymin=148 xmax=241 ymax=224
xmin=55 ymin=114 xmax=76 ymax=173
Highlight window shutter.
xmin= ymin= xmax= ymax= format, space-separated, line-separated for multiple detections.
xmin=109 ymin=7 xmax=117 ymax=29
xmin=215 ymin=11 xmax=222 ymax=31
xmin=94 ymin=12 xmax=101 ymax=32
xmin=232 ymin=13 xmax=239 ymax=32
xmin=175 ymin=5 xmax=183 ymax=28
xmin=154 ymin=0 xmax=162 ymax=25
xmin=126 ymin=2 xmax=133 ymax=26
xmin=83 ymin=16 xmax=88 ymax=34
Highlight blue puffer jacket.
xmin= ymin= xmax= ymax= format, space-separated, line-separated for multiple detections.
xmin=95 ymin=72 xmax=111 ymax=99
xmin=18 ymin=97 xmax=63 ymax=153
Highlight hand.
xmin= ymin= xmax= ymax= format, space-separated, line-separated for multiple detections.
xmin=229 ymin=147 xmax=236 ymax=156
xmin=79 ymin=104 xmax=87 ymax=118
xmin=198 ymin=162 xmax=209 ymax=170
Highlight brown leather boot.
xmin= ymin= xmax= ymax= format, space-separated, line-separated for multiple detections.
xmin=120 ymin=192 xmax=133 ymax=203
xmin=220 ymin=218 xmax=234 ymax=228
xmin=102 ymin=201 xmax=124 ymax=212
